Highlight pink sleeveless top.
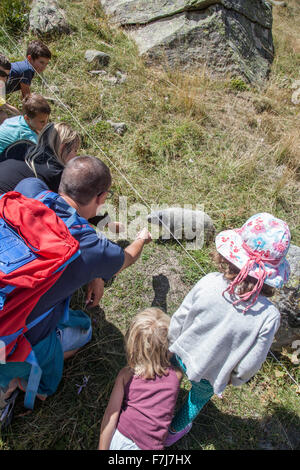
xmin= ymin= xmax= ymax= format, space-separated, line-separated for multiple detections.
xmin=117 ymin=368 xmax=180 ymax=450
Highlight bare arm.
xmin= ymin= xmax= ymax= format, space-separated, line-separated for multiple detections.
xmin=20 ymin=82 xmax=31 ymax=99
xmin=116 ymin=228 xmax=152 ymax=274
xmin=175 ymin=368 xmax=183 ymax=383
xmin=98 ymin=367 xmax=132 ymax=450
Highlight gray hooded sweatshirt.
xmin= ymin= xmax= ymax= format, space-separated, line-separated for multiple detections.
xmin=168 ymin=272 xmax=280 ymax=395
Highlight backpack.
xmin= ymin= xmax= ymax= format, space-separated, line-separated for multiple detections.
xmin=0 ymin=189 xmax=95 ymax=409
xmin=0 ymin=139 xmax=36 ymax=163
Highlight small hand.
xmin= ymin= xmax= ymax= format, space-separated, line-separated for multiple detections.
xmin=136 ymin=227 xmax=152 ymax=244
xmin=86 ymin=278 xmax=105 ymax=308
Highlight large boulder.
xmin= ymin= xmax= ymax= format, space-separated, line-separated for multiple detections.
xmin=99 ymin=0 xmax=274 ymax=83
xmin=29 ymin=0 xmax=71 ymax=36
xmin=271 ymin=244 xmax=300 ymax=352
xmin=100 ymin=0 xmax=272 ymax=27
xmin=85 ymin=50 xmax=111 ymax=67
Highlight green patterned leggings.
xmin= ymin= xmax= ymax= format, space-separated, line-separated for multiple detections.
xmin=171 ymin=355 xmax=214 ymax=432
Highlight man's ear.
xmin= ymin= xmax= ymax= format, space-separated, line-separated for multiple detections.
xmin=23 ymin=114 xmax=29 ymax=124
xmin=97 ymin=192 xmax=107 ymax=205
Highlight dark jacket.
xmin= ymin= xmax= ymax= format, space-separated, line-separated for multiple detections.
xmin=0 ymin=146 xmax=64 ymax=193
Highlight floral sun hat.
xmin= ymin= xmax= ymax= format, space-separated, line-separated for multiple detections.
xmin=215 ymin=213 xmax=291 ymax=311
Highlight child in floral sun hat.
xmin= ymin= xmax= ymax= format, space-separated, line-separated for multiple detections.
xmin=165 ymin=213 xmax=290 ymax=446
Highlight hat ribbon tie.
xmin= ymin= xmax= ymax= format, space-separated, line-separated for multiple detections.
xmin=224 ymin=243 xmax=269 ymax=312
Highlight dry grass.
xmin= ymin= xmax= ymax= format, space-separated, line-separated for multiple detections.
xmin=0 ymin=0 xmax=299 ymax=451
xmin=274 ymin=128 xmax=300 ymax=172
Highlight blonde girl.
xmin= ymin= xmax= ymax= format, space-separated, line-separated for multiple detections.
xmin=99 ymin=308 xmax=182 ymax=450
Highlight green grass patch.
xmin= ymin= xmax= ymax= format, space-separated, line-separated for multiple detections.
xmin=0 ymin=0 xmax=30 ymax=42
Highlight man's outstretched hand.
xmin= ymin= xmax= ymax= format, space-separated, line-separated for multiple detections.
xmin=86 ymin=277 xmax=105 ymax=308
xmin=136 ymin=228 xmax=152 ymax=244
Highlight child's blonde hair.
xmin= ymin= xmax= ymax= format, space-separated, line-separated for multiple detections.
xmin=125 ymin=308 xmax=171 ymax=380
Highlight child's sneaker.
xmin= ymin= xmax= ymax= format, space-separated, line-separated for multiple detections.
xmin=164 ymin=423 xmax=192 ymax=447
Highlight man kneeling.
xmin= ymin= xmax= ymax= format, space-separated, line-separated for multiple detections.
xmin=0 ymin=156 xmax=151 ymax=413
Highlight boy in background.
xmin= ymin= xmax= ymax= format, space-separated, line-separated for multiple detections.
xmin=6 ymin=40 xmax=51 ymax=98
xmin=0 ymin=93 xmax=51 ymax=154
xmin=0 ymin=54 xmax=20 ymax=124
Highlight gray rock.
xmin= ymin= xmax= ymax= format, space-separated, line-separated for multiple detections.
xmin=89 ymin=70 xmax=108 ymax=75
xmin=271 ymin=244 xmax=300 ymax=352
xmin=29 ymin=0 xmax=70 ymax=35
xmin=291 ymin=80 xmax=300 ymax=105
xmin=85 ymin=50 xmax=111 ymax=67
xmin=103 ymin=75 xmax=119 ymax=85
xmin=103 ymin=71 xmax=127 ymax=85
xmin=100 ymin=0 xmax=272 ymax=27
xmin=267 ymin=0 xmax=286 ymax=6
xmin=48 ymin=85 xmax=59 ymax=94
xmin=287 ymin=244 xmax=300 ymax=280
xmin=92 ymin=116 xmax=104 ymax=125
xmin=43 ymin=85 xmax=60 ymax=103
xmin=100 ymin=0 xmax=274 ymax=83
xmin=106 ymin=120 xmax=128 ymax=135
xmin=116 ymin=71 xmax=127 ymax=84
xmin=90 ymin=70 xmax=127 ymax=84
xmin=147 ymin=207 xmax=215 ymax=243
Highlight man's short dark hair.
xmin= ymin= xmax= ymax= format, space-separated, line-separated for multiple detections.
xmin=0 ymin=54 xmax=11 ymax=70
xmin=26 ymin=40 xmax=52 ymax=60
xmin=22 ymin=93 xmax=51 ymax=118
xmin=59 ymin=156 xmax=112 ymax=206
